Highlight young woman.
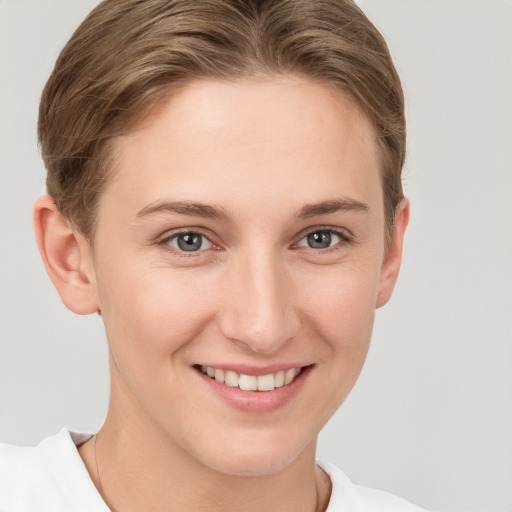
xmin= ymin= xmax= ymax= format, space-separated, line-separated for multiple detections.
xmin=0 ymin=1 xmax=425 ymax=510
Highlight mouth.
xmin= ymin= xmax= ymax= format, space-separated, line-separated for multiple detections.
xmin=196 ymin=365 xmax=306 ymax=392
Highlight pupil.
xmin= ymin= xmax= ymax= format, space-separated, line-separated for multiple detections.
xmin=177 ymin=233 xmax=202 ymax=251
xmin=307 ymin=231 xmax=331 ymax=249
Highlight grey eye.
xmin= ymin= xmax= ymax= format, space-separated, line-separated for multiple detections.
xmin=169 ymin=232 xmax=212 ymax=252
xmin=298 ymin=230 xmax=342 ymax=249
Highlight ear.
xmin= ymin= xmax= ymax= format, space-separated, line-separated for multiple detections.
xmin=376 ymin=198 xmax=410 ymax=308
xmin=34 ymin=195 xmax=99 ymax=315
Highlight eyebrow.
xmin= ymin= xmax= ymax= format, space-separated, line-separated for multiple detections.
xmin=297 ymin=198 xmax=369 ymax=218
xmin=136 ymin=197 xmax=368 ymax=222
xmin=136 ymin=201 xmax=232 ymax=222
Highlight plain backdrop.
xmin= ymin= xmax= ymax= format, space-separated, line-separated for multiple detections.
xmin=1 ymin=1 xmax=511 ymax=511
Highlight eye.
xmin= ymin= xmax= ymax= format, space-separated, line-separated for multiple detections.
xmin=166 ymin=232 xmax=213 ymax=252
xmin=297 ymin=230 xmax=344 ymax=250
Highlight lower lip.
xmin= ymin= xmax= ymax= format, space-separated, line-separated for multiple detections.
xmin=195 ymin=366 xmax=312 ymax=413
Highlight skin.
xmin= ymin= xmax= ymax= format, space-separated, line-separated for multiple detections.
xmin=34 ymin=76 xmax=409 ymax=512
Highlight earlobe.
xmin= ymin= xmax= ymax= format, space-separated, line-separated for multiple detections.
xmin=376 ymin=198 xmax=410 ymax=309
xmin=34 ymin=195 xmax=99 ymax=315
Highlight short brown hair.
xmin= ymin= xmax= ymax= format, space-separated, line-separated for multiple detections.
xmin=39 ymin=0 xmax=405 ymax=240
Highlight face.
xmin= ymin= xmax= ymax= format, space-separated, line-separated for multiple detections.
xmin=85 ymin=77 xmax=402 ymax=476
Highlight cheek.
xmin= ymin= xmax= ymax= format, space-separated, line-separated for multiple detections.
xmin=96 ymin=268 xmax=221 ymax=419
xmin=280 ymin=264 xmax=380 ymax=433
xmin=97 ymin=264 xmax=218 ymax=364
xmin=299 ymin=261 xmax=380 ymax=344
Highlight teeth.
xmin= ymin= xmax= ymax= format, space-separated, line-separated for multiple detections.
xmin=224 ymin=370 xmax=239 ymax=387
xmin=239 ymin=374 xmax=257 ymax=391
xmin=257 ymin=373 xmax=275 ymax=391
xmin=201 ymin=366 xmax=302 ymax=391
xmin=284 ymin=368 xmax=296 ymax=385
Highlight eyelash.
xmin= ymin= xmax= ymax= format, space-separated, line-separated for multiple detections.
xmin=159 ymin=229 xmax=218 ymax=256
xmin=158 ymin=227 xmax=352 ymax=256
xmin=294 ymin=228 xmax=352 ymax=253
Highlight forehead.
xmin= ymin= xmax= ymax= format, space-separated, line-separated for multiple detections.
xmin=103 ymin=76 xmax=382 ymax=220
xmin=128 ymin=76 xmax=377 ymax=156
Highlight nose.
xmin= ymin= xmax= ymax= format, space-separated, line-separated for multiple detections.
xmin=218 ymin=250 xmax=300 ymax=355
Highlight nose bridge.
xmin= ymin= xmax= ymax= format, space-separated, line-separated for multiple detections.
xmin=220 ymin=246 xmax=298 ymax=354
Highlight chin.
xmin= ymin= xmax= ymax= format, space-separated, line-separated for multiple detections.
xmin=190 ymin=433 xmax=315 ymax=478
xmin=207 ymin=452 xmax=298 ymax=478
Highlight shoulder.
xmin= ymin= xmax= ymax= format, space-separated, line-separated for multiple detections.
xmin=318 ymin=461 xmax=427 ymax=512
xmin=0 ymin=429 xmax=108 ymax=512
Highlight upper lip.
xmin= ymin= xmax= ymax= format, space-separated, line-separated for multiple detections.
xmin=195 ymin=363 xmax=311 ymax=376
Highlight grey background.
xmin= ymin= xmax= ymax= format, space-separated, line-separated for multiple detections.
xmin=1 ymin=1 xmax=511 ymax=511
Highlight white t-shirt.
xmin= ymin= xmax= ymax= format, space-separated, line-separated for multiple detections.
xmin=0 ymin=429 xmax=426 ymax=511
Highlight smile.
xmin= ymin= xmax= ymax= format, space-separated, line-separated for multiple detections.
xmin=199 ymin=365 xmax=302 ymax=392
